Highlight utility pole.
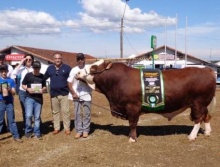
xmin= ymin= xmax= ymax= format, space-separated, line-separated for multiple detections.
xmin=120 ymin=0 xmax=129 ymax=58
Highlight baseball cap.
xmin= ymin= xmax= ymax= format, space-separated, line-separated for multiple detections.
xmin=76 ymin=53 xmax=85 ymax=61
xmin=32 ymin=61 xmax=41 ymax=68
xmin=0 ymin=64 xmax=8 ymax=71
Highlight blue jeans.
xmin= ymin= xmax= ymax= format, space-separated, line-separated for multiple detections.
xmin=74 ymin=101 xmax=91 ymax=134
xmin=0 ymin=101 xmax=20 ymax=139
xmin=18 ymin=90 xmax=27 ymax=128
xmin=25 ymin=97 xmax=42 ymax=136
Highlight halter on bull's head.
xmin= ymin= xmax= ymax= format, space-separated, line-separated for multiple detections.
xmin=76 ymin=59 xmax=112 ymax=90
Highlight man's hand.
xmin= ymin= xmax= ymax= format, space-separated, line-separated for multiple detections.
xmin=72 ymin=93 xmax=79 ymax=101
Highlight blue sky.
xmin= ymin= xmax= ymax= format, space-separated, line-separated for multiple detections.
xmin=0 ymin=0 xmax=220 ymax=60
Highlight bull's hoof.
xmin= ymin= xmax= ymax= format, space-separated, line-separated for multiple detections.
xmin=128 ymin=137 xmax=137 ymax=143
xmin=204 ymin=132 xmax=211 ymax=137
xmin=204 ymin=130 xmax=211 ymax=136
xmin=188 ymin=136 xmax=196 ymax=141
xmin=189 ymin=138 xmax=196 ymax=142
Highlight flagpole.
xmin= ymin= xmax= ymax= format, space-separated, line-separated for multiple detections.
xmin=164 ymin=18 xmax=167 ymax=68
xmin=174 ymin=14 xmax=177 ymax=67
xmin=185 ymin=16 xmax=187 ymax=67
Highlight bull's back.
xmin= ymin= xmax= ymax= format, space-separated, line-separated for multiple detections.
xmin=162 ymin=67 xmax=216 ymax=111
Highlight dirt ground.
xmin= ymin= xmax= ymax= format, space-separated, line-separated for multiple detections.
xmin=0 ymin=88 xmax=220 ymax=167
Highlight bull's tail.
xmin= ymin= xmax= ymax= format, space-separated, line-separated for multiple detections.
xmin=208 ymin=96 xmax=216 ymax=115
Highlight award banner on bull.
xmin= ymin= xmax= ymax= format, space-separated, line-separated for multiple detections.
xmin=140 ymin=69 xmax=165 ymax=111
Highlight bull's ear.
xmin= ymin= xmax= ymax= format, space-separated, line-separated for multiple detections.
xmin=90 ymin=65 xmax=98 ymax=73
xmin=106 ymin=63 xmax=112 ymax=70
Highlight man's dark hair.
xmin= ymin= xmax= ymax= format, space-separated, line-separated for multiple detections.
xmin=0 ymin=53 xmax=6 ymax=59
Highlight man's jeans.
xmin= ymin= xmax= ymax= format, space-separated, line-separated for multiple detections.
xmin=0 ymin=102 xmax=20 ymax=139
xmin=25 ymin=97 xmax=42 ymax=136
xmin=74 ymin=101 xmax=91 ymax=134
xmin=18 ymin=90 xmax=27 ymax=128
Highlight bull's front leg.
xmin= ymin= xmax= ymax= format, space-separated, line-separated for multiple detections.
xmin=188 ymin=122 xmax=201 ymax=141
xmin=128 ymin=117 xmax=139 ymax=143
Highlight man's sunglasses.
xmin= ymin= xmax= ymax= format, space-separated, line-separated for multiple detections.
xmin=77 ymin=58 xmax=85 ymax=62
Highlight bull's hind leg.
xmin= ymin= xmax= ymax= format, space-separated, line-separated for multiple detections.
xmin=203 ymin=96 xmax=216 ymax=136
xmin=204 ymin=122 xmax=212 ymax=136
xmin=188 ymin=104 xmax=209 ymax=141
xmin=204 ymin=113 xmax=212 ymax=136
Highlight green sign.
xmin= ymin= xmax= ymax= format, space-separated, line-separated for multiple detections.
xmin=132 ymin=64 xmax=145 ymax=69
xmin=151 ymin=35 xmax=157 ymax=49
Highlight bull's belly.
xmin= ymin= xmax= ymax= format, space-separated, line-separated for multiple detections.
xmin=158 ymin=107 xmax=189 ymax=121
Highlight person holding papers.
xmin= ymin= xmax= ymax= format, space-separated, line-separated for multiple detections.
xmin=0 ymin=64 xmax=22 ymax=142
xmin=22 ymin=61 xmax=47 ymax=140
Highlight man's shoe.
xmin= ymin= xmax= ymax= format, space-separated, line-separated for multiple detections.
xmin=82 ymin=132 xmax=89 ymax=138
xmin=34 ymin=135 xmax=43 ymax=140
xmin=74 ymin=133 xmax=82 ymax=139
xmin=52 ymin=130 xmax=60 ymax=135
xmin=25 ymin=133 xmax=32 ymax=138
xmin=65 ymin=130 xmax=71 ymax=135
xmin=14 ymin=138 xmax=23 ymax=143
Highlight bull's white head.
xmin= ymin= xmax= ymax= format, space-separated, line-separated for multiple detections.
xmin=76 ymin=59 xmax=105 ymax=90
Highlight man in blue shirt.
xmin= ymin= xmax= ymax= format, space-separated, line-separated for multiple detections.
xmin=0 ymin=65 xmax=22 ymax=142
xmin=44 ymin=53 xmax=71 ymax=135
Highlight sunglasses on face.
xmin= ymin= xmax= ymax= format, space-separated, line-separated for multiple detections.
xmin=77 ymin=58 xmax=85 ymax=62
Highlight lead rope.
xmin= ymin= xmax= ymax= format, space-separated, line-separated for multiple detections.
xmin=73 ymin=94 xmax=127 ymax=119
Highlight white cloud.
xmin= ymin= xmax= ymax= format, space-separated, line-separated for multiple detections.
xmin=0 ymin=9 xmax=80 ymax=36
xmin=79 ymin=0 xmax=176 ymax=33
xmin=0 ymin=9 xmax=60 ymax=35
xmin=0 ymin=1 xmax=178 ymax=36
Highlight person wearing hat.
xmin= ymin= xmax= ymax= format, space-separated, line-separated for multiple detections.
xmin=21 ymin=61 xmax=47 ymax=140
xmin=0 ymin=64 xmax=22 ymax=142
xmin=0 ymin=53 xmax=15 ymax=133
xmin=0 ymin=53 xmax=14 ymax=78
xmin=44 ymin=53 xmax=71 ymax=135
xmin=11 ymin=53 xmax=34 ymax=130
xmin=67 ymin=53 xmax=92 ymax=139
